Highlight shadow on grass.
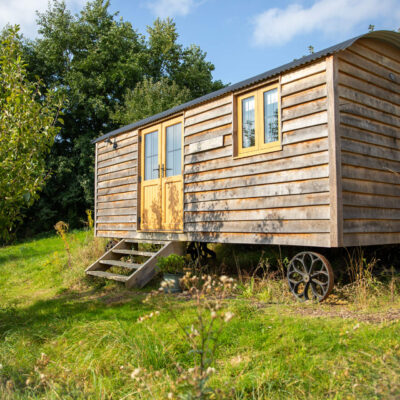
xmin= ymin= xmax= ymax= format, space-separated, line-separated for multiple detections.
xmin=0 ymin=288 xmax=149 ymax=341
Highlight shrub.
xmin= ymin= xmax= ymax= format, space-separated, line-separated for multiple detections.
xmin=157 ymin=254 xmax=186 ymax=274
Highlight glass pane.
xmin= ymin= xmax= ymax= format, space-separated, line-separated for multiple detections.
xmin=166 ymin=123 xmax=182 ymax=177
xmin=264 ymin=88 xmax=279 ymax=144
xmin=144 ymin=130 xmax=158 ymax=180
xmin=242 ymin=96 xmax=255 ymax=148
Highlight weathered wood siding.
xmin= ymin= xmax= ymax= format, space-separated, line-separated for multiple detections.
xmin=95 ymin=129 xmax=138 ymax=238
xmin=183 ymin=60 xmax=332 ymax=247
xmin=338 ymin=39 xmax=400 ymax=246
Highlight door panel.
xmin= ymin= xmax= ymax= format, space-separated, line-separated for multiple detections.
xmin=141 ymin=126 xmax=161 ymax=231
xmin=140 ymin=118 xmax=183 ymax=232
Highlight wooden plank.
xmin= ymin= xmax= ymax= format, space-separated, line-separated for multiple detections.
xmin=184 ymin=125 xmax=232 ymax=145
xmin=283 ymin=125 xmax=328 ymax=145
xmin=185 ymin=151 xmax=329 ymax=183
xmin=185 ymin=138 xmax=329 ymax=174
xmin=184 ymin=219 xmax=330 ymax=234
xmin=185 ymin=206 xmax=330 ymax=222
xmin=281 ymin=60 xmax=326 ymax=84
xmin=97 ymin=215 xmax=137 ymax=223
xmin=282 ymin=111 xmax=328 ymax=132
xmin=282 ymin=98 xmax=327 ymax=122
xmin=98 ymin=153 xmax=137 ymax=169
xmin=98 ymin=136 xmax=138 ymax=156
xmin=341 ymin=152 xmax=400 ymax=174
xmin=97 ymin=199 xmax=136 ymax=209
xmin=185 ymin=178 xmax=329 ymax=203
xmin=281 ymin=71 xmax=326 ymax=97
xmin=341 ymin=138 xmax=400 ymax=163
xmin=112 ymin=249 xmax=156 ymax=257
xmin=342 ymin=192 xmax=400 ymax=209
xmin=343 ymin=232 xmax=400 ymax=247
xmin=185 ymin=104 xmax=232 ymax=127
xmin=98 ymin=183 xmax=137 ymax=196
xmin=185 ymin=114 xmax=232 ymax=136
xmin=98 ymin=168 xmax=137 ymax=183
xmin=185 ymin=165 xmax=329 ymax=193
xmin=185 ymin=144 xmax=232 ymax=164
xmin=97 ymin=223 xmax=137 ymax=231
xmin=344 ymin=219 xmax=400 ymax=233
xmin=97 ymin=144 xmax=138 ymax=162
xmin=342 ymin=178 xmax=400 ymax=197
xmin=97 ymin=192 xmax=137 ymax=203
xmin=96 ymin=231 xmax=133 ymax=238
xmin=326 ymin=55 xmax=343 ymax=247
xmin=281 ymin=85 xmax=327 ymax=108
xmin=185 ymin=192 xmax=330 ymax=212
xmin=86 ymin=239 xmax=129 ymax=272
xmin=338 ymin=70 xmax=400 ymax=106
xmin=99 ymin=259 xmax=141 ymax=269
xmin=97 ymin=207 xmax=136 ymax=216
xmin=342 ymin=164 xmax=400 ymax=185
xmin=187 ymin=136 xmax=224 ymax=155
xmin=340 ymin=113 xmax=399 ymax=140
xmin=343 ymin=206 xmax=400 ymax=219
xmin=98 ymin=161 xmax=137 ymax=176
xmin=341 ymin=125 xmax=400 ymax=150
xmin=185 ymin=95 xmax=231 ymax=118
xmin=98 ymin=130 xmax=137 ymax=149
xmin=87 ymin=270 xmax=129 ymax=282
xmin=98 ymin=177 xmax=136 ymax=189
xmin=338 ymin=86 xmax=400 ymax=117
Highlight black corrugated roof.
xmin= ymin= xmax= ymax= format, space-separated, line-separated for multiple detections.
xmin=93 ymin=30 xmax=400 ymax=144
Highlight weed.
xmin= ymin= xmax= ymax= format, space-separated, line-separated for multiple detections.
xmin=54 ymin=221 xmax=71 ymax=267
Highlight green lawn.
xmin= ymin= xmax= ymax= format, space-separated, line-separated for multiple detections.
xmin=0 ymin=231 xmax=399 ymax=399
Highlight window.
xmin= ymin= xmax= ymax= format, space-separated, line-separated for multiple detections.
xmin=165 ymin=122 xmax=182 ymax=177
xmin=237 ymin=84 xmax=281 ymax=157
xmin=144 ymin=130 xmax=159 ymax=180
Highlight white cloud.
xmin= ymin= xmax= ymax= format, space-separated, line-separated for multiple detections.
xmin=253 ymin=0 xmax=400 ymax=47
xmin=0 ymin=0 xmax=85 ymax=38
xmin=146 ymin=0 xmax=198 ymax=18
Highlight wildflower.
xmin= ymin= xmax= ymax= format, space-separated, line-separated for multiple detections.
xmin=206 ymin=367 xmax=216 ymax=375
xmin=220 ymin=275 xmax=228 ymax=283
xmin=224 ymin=311 xmax=234 ymax=322
xmin=0 ymin=363 xmax=2 ymax=370
xmin=39 ymin=373 xmax=46 ymax=380
xmin=168 ymin=393 xmax=174 ymax=399
xmin=211 ymin=311 xmax=217 ymax=319
xmin=131 ymin=368 xmax=141 ymax=379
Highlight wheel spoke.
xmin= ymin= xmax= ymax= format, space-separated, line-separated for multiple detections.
xmin=311 ymin=282 xmax=323 ymax=299
xmin=311 ymin=270 xmax=329 ymax=278
xmin=288 ymin=277 xmax=303 ymax=285
xmin=311 ymin=278 xmax=328 ymax=287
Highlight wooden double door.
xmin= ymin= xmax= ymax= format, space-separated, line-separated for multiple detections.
xmin=140 ymin=117 xmax=183 ymax=231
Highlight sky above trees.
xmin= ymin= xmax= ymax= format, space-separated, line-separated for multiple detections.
xmin=1 ymin=0 xmax=399 ymax=85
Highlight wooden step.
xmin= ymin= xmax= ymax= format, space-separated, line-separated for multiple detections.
xmin=86 ymin=270 xmax=129 ymax=282
xmin=99 ymin=260 xmax=142 ymax=270
xmin=112 ymin=249 xmax=156 ymax=257
xmin=124 ymin=239 xmax=168 ymax=245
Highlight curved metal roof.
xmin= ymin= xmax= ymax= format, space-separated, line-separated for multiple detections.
xmin=93 ymin=30 xmax=400 ymax=144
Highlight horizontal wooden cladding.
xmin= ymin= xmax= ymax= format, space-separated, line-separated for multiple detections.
xmin=342 ymin=178 xmax=400 ymax=197
xmin=97 ymin=207 xmax=137 ymax=216
xmin=185 ymin=103 xmax=232 ymax=128
xmin=98 ymin=167 xmax=137 ymax=183
xmin=97 ymin=176 xmax=136 ymax=190
xmin=97 ymin=230 xmax=136 ymax=238
xmin=184 ymin=125 xmax=232 ymax=145
xmin=281 ymin=60 xmax=326 ymax=84
xmin=185 ymin=151 xmax=329 ymax=184
xmin=97 ymin=192 xmax=137 ymax=203
xmin=185 ymin=192 xmax=330 ymax=212
xmin=342 ymin=164 xmax=400 ymax=185
xmin=185 ymin=137 xmax=329 ymax=174
xmin=96 ymin=223 xmax=137 ymax=231
xmin=185 ymin=219 xmax=329 ymax=234
xmin=98 ymin=183 xmax=137 ymax=196
xmin=282 ymin=98 xmax=327 ymax=122
xmin=185 ymin=205 xmax=330 ymax=222
xmin=281 ymin=84 xmax=327 ymax=109
xmin=97 ymin=144 xmax=138 ymax=162
xmin=185 ymin=96 xmax=231 ymax=118
xmin=186 ymin=136 xmax=224 ymax=155
xmin=97 ymin=152 xmax=137 ymax=169
xmin=185 ymin=144 xmax=233 ymax=164
xmin=98 ymin=160 xmax=136 ymax=177
xmin=185 ymin=114 xmax=232 ymax=137
xmin=283 ymin=125 xmax=328 ymax=146
xmin=281 ymin=71 xmax=326 ymax=97
xmin=97 ymin=130 xmax=138 ymax=149
xmin=97 ymin=215 xmax=137 ymax=223
xmin=282 ymin=111 xmax=328 ymax=133
xmin=342 ymin=192 xmax=400 ymax=209
xmin=96 ymin=199 xmax=136 ymax=209
xmin=344 ymin=219 xmax=400 ymax=233
xmin=98 ymin=136 xmax=138 ymax=156
xmin=185 ymin=164 xmax=329 ymax=193
xmin=343 ymin=232 xmax=400 ymax=247
xmin=185 ymin=178 xmax=329 ymax=203
xmin=341 ymin=152 xmax=400 ymax=176
xmin=343 ymin=206 xmax=400 ymax=219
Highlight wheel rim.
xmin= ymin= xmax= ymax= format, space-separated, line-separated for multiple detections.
xmin=287 ymin=252 xmax=334 ymax=302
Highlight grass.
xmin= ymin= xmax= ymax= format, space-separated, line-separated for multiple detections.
xmin=0 ymin=231 xmax=399 ymax=399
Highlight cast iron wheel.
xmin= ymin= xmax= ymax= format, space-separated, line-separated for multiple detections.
xmin=187 ymin=242 xmax=216 ymax=265
xmin=287 ymin=251 xmax=334 ymax=302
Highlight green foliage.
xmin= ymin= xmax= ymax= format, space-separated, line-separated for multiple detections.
xmin=0 ymin=26 xmax=62 ymax=241
xmin=112 ymin=77 xmax=191 ymax=125
xmin=20 ymin=1 xmax=224 ymax=236
xmin=157 ymin=253 xmax=186 ymax=274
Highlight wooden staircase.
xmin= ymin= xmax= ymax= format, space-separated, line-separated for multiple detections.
xmin=85 ymin=239 xmax=184 ymax=288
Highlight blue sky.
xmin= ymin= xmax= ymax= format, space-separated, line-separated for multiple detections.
xmin=1 ymin=0 xmax=399 ymax=85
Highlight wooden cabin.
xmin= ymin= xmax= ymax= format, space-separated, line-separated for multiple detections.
xmin=87 ymin=31 xmax=400 ymax=289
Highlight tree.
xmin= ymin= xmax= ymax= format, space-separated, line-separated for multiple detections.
xmin=21 ymin=1 xmax=224 ymax=234
xmin=112 ymin=77 xmax=190 ymax=125
xmin=0 ymin=26 xmax=62 ymax=240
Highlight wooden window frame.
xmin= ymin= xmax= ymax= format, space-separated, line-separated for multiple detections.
xmin=235 ymin=83 xmax=282 ymax=158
